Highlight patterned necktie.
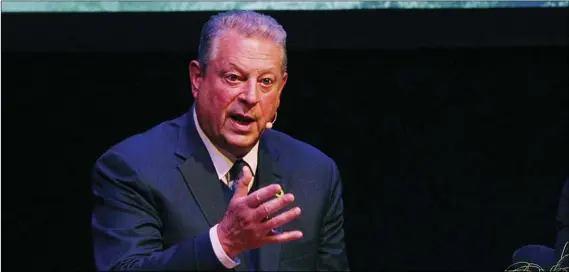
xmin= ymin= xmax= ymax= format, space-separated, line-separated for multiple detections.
xmin=229 ymin=159 xmax=250 ymax=191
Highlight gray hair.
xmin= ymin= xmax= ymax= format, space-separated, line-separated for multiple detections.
xmin=197 ymin=10 xmax=288 ymax=74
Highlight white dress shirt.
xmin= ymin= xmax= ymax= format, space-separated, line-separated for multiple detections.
xmin=193 ymin=108 xmax=259 ymax=268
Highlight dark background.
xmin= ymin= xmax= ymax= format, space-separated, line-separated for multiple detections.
xmin=3 ymin=8 xmax=568 ymax=271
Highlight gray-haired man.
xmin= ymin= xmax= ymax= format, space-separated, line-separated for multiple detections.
xmin=91 ymin=10 xmax=350 ymax=271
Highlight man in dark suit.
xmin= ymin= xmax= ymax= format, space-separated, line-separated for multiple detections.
xmin=91 ymin=10 xmax=350 ymax=271
xmin=511 ymin=179 xmax=569 ymax=270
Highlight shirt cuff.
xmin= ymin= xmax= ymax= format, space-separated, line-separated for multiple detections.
xmin=210 ymin=224 xmax=240 ymax=269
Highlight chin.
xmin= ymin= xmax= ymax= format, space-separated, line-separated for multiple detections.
xmin=225 ymin=134 xmax=258 ymax=149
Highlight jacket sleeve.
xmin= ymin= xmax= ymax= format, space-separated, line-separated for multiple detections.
xmin=556 ymin=179 xmax=569 ymax=267
xmin=91 ymin=150 xmax=228 ymax=271
xmin=316 ymin=160 xmax=351 ymax=271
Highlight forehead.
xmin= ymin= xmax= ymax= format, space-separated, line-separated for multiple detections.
xmin=210 ymin=30 xmax=284 ymax=73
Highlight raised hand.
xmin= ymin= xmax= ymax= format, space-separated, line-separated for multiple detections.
xmin=217 ymin=165 xmax=303 ymax=258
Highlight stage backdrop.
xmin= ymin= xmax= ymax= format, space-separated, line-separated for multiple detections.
xmin=2 ymin=5 xmax=568 ymax=271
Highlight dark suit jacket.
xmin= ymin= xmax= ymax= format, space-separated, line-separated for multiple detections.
xmin=556 ymin=179 xmax=569 ymax=267
xmin=91 ymin=109 xmax=350 ymax=271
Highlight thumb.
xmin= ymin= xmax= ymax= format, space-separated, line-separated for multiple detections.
xmin=233 ymin=165 xmax=253 ymax=198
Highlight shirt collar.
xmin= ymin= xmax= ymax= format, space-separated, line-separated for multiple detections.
xmin=193 ymin=107 xmax=258 ymax=183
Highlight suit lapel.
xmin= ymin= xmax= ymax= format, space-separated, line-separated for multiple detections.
xmin=175 ymin=110 xmax=228 ymax=227
xmin=257 ymin=135 xmax=286 ymax=272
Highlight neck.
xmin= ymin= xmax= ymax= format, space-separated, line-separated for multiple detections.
xmin=217 ymin=143 xmax=252 ymax=162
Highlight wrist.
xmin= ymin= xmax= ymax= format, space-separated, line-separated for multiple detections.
xmin=217 ymin=223 xmax=238 ymax=258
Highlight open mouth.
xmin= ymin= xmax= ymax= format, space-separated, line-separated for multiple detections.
xmin=229 ymin=113 xmax=255 ymax=126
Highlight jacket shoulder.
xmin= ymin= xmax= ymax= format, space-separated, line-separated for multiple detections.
xmin=95 ymin=114 xmax=185 ymax=168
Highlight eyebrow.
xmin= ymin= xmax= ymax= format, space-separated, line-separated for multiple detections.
xmin=226 ymin=62 xmax=277 ymax=76
xmin=226 ymin=62 xmax=245 ymax=74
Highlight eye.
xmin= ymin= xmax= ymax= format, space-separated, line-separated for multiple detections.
xmin=225 ymin=74 xmax=240 ymax=83
xmin=261 ymin=78 xmax=274 ymax=86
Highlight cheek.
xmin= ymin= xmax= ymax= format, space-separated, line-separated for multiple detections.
xmin=261 ymin=93 xmax=280 ymax=114
xmin=207 ymin=85 xmax=232 ymax=110
xmin=208 ymin=87 xmax=242 ymax=124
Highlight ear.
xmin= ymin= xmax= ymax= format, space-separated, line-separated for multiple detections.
xmin=189 ymin=60 xmax=204 ymax=99
xmin=276 ymin=71 xmax=288 ymax=108
xmin=280 ymin=71 xmax=288 ymax=91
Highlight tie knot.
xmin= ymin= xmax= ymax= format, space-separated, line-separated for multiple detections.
xmin=229 ymin=159 xmax=250 ymax=183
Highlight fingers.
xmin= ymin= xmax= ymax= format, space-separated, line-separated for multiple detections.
xmin=263 ymin=230 xmax=303 ymax=244
xmin=233 ymin=165 xmax=254 ymax=198
xmin=252 ymin=193 xmax=295 ymax=221
xmin=261 ymin=206 xmax=301 ymax=230
xmin=245 ymin=184 xmax=283 ymax=207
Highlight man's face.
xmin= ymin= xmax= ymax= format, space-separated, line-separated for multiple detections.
xmin=190 ymin=30 xmax=288 ymax=158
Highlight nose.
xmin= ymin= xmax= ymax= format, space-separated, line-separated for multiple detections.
xmin=239 ymin=80 xmax=260 ymax=105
